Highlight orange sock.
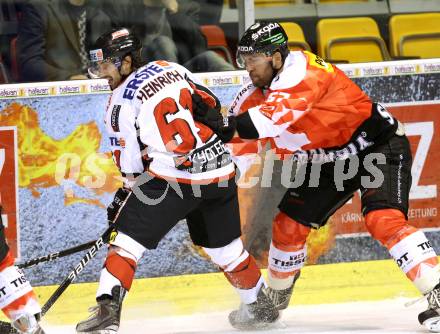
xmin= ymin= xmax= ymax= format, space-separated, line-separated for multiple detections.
xmin=0 ymin=252 xmax=41 ymax=321
xmin=268 ymin=212 xmax=309 ymax=287
xmin=223 ymin=253 xmax=261 ymax=289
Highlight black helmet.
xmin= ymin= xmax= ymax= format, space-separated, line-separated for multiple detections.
xmin=88 ymin=27 xmax=142 ymax=78
xmin=236 ymin=21 xmax=289 ymax=68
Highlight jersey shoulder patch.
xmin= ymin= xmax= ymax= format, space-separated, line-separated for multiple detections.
xmin=304 ymin=51 xmax=334 ymax=73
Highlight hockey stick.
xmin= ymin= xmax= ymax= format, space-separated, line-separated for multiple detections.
xmin=40 ymin=225 xmax=113 ymax=316
xmin=0 ymin=227 xmax=114 ymax=333
xmin=17 ymin=239 xmax=98 ymax=269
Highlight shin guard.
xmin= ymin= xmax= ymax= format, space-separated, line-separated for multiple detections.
xmin=96 ymin=231 xmax=145 ymax=298
xmin=204 ymin=238 xmax=264 ymax=304
xmin=0 ymin=251 xmax=41 ymax=322
xmin=366 ymin=209 xmax=440 ymax=294
xmin=96 ymin=246 xmax=138 ymax=298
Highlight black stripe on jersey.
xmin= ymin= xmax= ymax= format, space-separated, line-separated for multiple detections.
xmin=236 ymin=112 xmax=260 ymax=139
xmin=111 ymin=105 xmax=121 ymax=132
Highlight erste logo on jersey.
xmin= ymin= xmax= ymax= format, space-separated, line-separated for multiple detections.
xmin=123 ymin=63 xmax=165 ymax=100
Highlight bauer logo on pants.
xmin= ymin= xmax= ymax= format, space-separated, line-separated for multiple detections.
xmin=0 ymin=127 xmax=19 ymax=258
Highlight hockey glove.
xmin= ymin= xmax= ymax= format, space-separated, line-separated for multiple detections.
xmin=107 ymin=187 xmax=130 ymax=225
xmin=191 ymin=93 xmax=236 ymax=143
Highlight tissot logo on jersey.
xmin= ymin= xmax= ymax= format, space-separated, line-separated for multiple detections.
xmin=109 ymin=137 xmax=121 ymax=146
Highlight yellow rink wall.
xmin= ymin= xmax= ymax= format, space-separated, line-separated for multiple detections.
xmin=25 ymin=258 xmax=421 ymax=326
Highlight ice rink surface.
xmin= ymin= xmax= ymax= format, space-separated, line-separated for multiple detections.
xmin=43 ymin=298 xmax=430 ymax=333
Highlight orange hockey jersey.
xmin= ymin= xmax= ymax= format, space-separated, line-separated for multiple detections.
xmin=228 ymin=51 xmax=398 ymax=167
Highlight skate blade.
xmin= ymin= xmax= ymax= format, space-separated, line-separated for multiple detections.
xmin=230 ymin=315 xmax=283 ymax=331
xmin=231 ymin=322 xmax=276 ymax=331
xmin=423 ymin=316 xmax=440 ymax=332
xmin=76 ymin=330 xmax=117 ymax=334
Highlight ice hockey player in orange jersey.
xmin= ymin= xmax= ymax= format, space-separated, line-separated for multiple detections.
xmin=193 ymin=21 xmax=440 ymax=332
xmin=0 ymin=204 xmax=44 ymax=333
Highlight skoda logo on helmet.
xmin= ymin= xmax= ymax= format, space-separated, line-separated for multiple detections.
xmin=251 ymin=23 xmax=281 ymax=41
xmin=238 ymin=46 xmax=254 ymax=53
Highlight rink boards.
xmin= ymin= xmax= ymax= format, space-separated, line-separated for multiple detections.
xmin=0 ymin=59 xmax=439 ymax=287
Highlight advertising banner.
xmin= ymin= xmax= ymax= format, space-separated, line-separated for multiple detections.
xmin=0 ymin=127 xmax=19 ymax=257
xmin=332 ymin=102 xmax=440 ymax=235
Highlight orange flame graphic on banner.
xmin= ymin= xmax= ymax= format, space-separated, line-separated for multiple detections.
xmin=0 ymin=103 xmax=121 ymax=206
xmin=306 ymin=220 xmax=336 ymax=264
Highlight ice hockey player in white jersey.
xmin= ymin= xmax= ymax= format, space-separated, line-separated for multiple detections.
xmin=76 ymin=28 xmax=278 ymax=333
xmin=0 ymin=204 xmax=44 ymax=333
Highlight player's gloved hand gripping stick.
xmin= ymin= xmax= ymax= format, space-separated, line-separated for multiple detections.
xmin=40 ymin=188 xmax=132 ymax=317
xmin=14 ymin=187 xmax=130 ymax=270
xmin=0 ymin=189 xmax=132 ymax=332
xmin=0 ymin=226 xmax=115 ymax=333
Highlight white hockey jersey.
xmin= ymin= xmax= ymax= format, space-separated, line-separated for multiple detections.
xmin=105 ymin=60 xmax=234 ymax=186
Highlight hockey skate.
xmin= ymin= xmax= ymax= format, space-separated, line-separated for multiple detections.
xmin=228 ymin=285 xmax=279 ymax=330
xmin=76 ymin=286 xmax=125 ymax=334
xmin=418 ymin=284 xmax=440 ymax=332
xmin=11 ymin=313 xmax=45 ymax=334
xmin=267 ymin=271 xmax=301 ymax=310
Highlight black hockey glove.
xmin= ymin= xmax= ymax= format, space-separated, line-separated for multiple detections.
xmin=107 ymin=187 xmax=130 ymax=225
xmin=191 ymin=93 xmax=236 ymax=143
